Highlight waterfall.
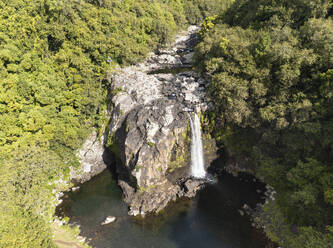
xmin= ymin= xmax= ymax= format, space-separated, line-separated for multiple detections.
xmin=189 ymin=113 xmax=206 ymax=178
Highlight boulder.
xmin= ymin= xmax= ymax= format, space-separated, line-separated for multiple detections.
xmin=71 ymin=186 xmax=80 ymax=192
xmin=101 ymin=216 xmax=116 ymax=225
xmin=184 ymin=179 xmax=205 ymax=198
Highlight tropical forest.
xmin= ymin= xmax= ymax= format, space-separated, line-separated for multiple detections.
xmin=0 ymin=0 xmax=332 ymax=247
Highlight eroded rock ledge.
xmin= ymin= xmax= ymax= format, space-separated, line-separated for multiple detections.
xmin=107 ymin=26 xmax=217 ymax=216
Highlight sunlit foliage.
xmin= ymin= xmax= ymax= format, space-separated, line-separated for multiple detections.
xmin=0 ymin=0 xmax=226 ymax=246
xmin=196 ymin=0 xmax=333 ymax=246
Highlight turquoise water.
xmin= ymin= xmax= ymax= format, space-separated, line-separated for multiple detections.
xmin=58 ymin=169 xmax=274 ymax=248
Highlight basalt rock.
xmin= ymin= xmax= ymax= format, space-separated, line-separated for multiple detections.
xmin=107 ymin=26 xmax=217 ymax=216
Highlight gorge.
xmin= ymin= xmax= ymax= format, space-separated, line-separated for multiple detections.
xmin=2 ymin=1 xmax=332 ymax=247
xmin=58 ymin=25 xmax=275 ymax=248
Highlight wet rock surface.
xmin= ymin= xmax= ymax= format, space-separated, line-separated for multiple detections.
xmin=107 ymin=26 xmax=217 ymax=215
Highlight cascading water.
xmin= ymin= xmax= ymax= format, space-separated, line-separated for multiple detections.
xmin=189 ymin=113 xmax=206 ymax=178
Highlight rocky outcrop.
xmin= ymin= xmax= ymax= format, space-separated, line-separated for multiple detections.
xmin=70 ymin=131 xmax=108 ymax=184
xmin=107 ymin=26 xmax=217 ymax=216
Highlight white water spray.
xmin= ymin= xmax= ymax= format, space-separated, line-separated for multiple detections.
xmin=190 ymin=113 xmax=206 ymax=178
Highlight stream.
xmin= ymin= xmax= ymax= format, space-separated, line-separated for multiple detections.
xmin=57 ymin=161 xmax=275 ymax=248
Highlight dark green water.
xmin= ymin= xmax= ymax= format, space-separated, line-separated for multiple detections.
xmin=58 ymin=169 xmax=273 ymax=248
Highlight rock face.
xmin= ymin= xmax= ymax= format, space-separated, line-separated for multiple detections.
xmin=70 ymin=131 xmax=108 ymax=184
xmin=108 ymin=26 xmax=217 ymax=215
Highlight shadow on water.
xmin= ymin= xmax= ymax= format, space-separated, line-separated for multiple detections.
xmin=168 ymin=173 xmax=269 ymax=248
xmin=57 ymin=165 xmax=275 ymax=248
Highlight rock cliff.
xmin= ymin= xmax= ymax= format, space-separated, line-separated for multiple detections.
xmin=107 ymin=26 xmax=217 ymax=216
xmin=70 ymin=131 xmax=108 ymax=184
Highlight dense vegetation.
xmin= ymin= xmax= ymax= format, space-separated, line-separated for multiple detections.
xmin=0 ymin=0 xmax=231 ymax=247
xmin=195 ymin=0 xmax=333 ymax=246
xmin=2 ymin=0 xmax=331 ymax=247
